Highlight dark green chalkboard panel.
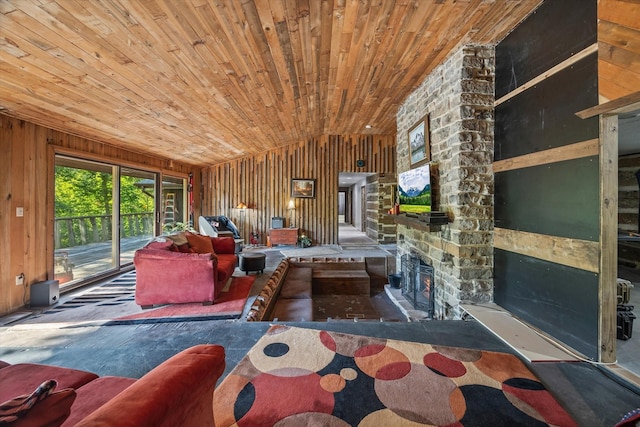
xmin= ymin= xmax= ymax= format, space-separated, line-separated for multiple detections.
xmin=495 ymin=55 xmax=598 ymax=161
xmin=495 ymin=0 xmax=596 ymax=99
xmin=495 ymin=157 xmax=599 ymax=241
xmin=494 ymin=249 xmax=599 ymax=360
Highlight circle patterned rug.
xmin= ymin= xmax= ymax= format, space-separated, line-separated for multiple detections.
xmin=213 ymin=325 xmax=577 ymax=426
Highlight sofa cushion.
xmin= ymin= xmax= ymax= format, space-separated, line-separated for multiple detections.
xmin=145 ymin=240 xmax=175 ymax=251
xmin=211 ymin=237 xmax=235 ymax=254
xmin=216 ymin=254 xmax=237 ymax=285
xmin=61 ymin=376 xmax=136 ymax=426
xmin=272 ymin=298 xmax=314 ymax=321
xmin=2 ymin=387 xmax=76 ymax=427
xmin=0 ymin=364 xmax=98 ymax=403
xmin=186 ymin=232 xmax=215 ymax=254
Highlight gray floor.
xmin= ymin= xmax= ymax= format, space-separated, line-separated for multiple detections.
xmin=617 ymin=264 xmax=640 ymax=374
xmin=1 ymin=226 xmax=639 ymax=427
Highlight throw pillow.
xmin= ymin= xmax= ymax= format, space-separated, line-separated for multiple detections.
xmin=165 ymin=232 xmax=188 ymax=246
xmin=185 ymin=232 xmax=214 ymax=254
xmin=211 ymin=237 xmax=234 ymax=254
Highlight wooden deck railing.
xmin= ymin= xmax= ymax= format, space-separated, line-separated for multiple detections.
xmin=54 ymin=212 xmax=154 ymax=248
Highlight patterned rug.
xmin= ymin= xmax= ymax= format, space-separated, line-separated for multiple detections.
xmin=22 ymin=272 xmax=253 ymax=325
xmin=213 ymin=325 xmax=577 ymax=426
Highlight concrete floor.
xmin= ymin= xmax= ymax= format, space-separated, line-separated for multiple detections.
xmin=617 ymin=264 xmax=640 ymax=374
xmin=1 ymin=226 xmax=639 ymax=426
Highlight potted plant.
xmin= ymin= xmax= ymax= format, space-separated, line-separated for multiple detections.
xmin=297 ymin=234 xmax=312 ymax=248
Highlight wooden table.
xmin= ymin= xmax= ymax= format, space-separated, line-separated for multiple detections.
xmin=268 ymin=228 xmax=299 ymax=246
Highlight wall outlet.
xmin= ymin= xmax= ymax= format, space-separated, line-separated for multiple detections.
xmin=15 ymin=273 xmax=24 ymax=286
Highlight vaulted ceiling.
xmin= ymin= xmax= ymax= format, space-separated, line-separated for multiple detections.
xmin=1 ymin=0 xmax=541 ymax=166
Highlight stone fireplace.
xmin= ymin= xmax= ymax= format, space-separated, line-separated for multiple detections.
xmin=395 ymin=44 xmax=495 ymax=319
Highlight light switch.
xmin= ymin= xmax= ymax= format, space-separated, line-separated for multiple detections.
xmin=16 ymin=207 xmax=24 ymax=217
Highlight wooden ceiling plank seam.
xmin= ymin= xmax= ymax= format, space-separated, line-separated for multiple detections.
xmin=0 ymin=25 xmax=170 ymax=124
xmin=253 ymin=0 xmax=296 ymax=103
xmin=281 ymin=0 xmax=307 ymax=101
xmin=239 ymin=0 xmax=287 ymax=101
xmin=341 ymin=0 xmax=398 ymax=130
xmin=598 ymin=0 xmax=640 ymax=31
xmin=334 ymin=1 xmax=410 ymax=129
xmin=200 ymin=2 xmax=286 ymax=136
xmin=119 ymin=1 xmax=233 ymax=111
xmin=86 ymin=1 xmax=218 ymax=100
xmin=326 ymin=0 xmax=346 ymax=129
xmin=599 ymin=19 xmax=640 ymax=56
xmin=599 ymin=57 xmax=640 ymax=94
xmin=6 ymin=4 xmax=198 ymax=120
xmin=152 ymin=0 xmax=255 ymax=99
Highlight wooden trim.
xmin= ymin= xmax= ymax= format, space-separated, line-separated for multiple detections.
xmin=598 ymin=115 xmax=618 ymax=363
xmin=46 ymin=144 xmax=56 ymax=287
xmin=575 ymin=90 xmax=640 ymax=119
xmin=493 ymin=139 xmax=599 ymax=173
xmin=494 ymin=227 xmax=599 ymax=273
xmin=495 ymin=44 xmax=598 ymax=107
xmin=52 ymin=146 xmax=191 ymax=178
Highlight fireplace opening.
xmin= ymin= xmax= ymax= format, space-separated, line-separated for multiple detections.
xmin=401 ymin=254 xmax=435 ymax=319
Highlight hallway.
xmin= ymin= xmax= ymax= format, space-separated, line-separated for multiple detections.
xmin=338 ymin=222 xmax=377 ymax=246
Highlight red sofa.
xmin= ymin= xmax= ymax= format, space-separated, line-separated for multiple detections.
xmin=134 ymin=233 xmax=238 ymax=308
xmin=0 ymin=345 xmax=225 ymax=427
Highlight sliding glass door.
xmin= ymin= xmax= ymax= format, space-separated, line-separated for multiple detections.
xmin=54 ymin=157 xmax=118 ymax=287
xmin=54 ymin=156 xmax=162 ymax=290
xmin=119 ymin=168 xmax=157 ymax=266
xmin=161 ymin=175 xmax=188 ymax=233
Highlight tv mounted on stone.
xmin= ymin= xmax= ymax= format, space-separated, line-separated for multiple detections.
xmin=398 ymin=163 xmax=432 ymax=214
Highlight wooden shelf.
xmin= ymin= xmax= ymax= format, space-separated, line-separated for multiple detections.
xmin=386 ymin=214 xmax=448 ymax=232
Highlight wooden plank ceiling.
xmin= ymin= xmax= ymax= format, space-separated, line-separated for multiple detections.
xmin=0 ymin=0 xmax=541 ymax=167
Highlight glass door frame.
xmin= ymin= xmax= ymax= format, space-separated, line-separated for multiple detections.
xmin=53 ymin=154 xmax=171 ymax=291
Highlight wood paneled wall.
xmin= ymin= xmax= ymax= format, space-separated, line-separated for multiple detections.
xmin=598 ymin=0 xmax=640 ymax=102
xmin=201 ymin=135 xmax=396 ymax=246
xmin=0 ymin=114 xmax=193 ymax=316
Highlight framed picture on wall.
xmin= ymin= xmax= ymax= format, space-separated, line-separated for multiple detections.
xmin=291 ymin=178 xmax=316 ymax=198
xmin=408 ymin=115 xmax=430 ymax=167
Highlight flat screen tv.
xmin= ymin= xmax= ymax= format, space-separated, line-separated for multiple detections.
xmin=398 ymin=164 xmax=432 ymax=214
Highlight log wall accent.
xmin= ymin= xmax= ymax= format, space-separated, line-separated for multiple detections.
xmin=201 ymin=135 xmax=396 ymax=246
xmin=0 ymin=114 xmax=193 ymax=316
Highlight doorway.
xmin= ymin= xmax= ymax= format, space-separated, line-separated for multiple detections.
xmin=337 ymin=172 xmax=374 ymax=243
xmin=616 ymin=108 xmax=640 ymax=375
